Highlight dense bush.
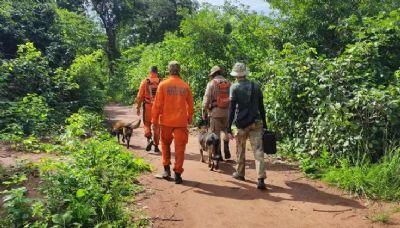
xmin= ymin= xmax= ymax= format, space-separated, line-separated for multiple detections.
xmin=66 ymin=50 xmax=109 ymax=112
xmin=63 ymin=108 xmax=105 ymax=139
xmin=38 ymin=136 xmax=150 ymax=226
xmin=1 ymin=110 xmax=150 ymax=227
xmin=0 ymin=42 xmax=64 ymax=102
xmin=0 ymin=94 xmax=50 ymax=138
xmin=0 ymin=42 xmax=110 ymax=138
xmin=0 ymin=0 xmax=109 ymax=139
xmin=323 ymin=148 xmax=400 ymax=200
xmin=264 ymin=10 xmax=400 ymax=162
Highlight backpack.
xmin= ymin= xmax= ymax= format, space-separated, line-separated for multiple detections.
xmin=234 ymin=82 xmax=257 ymax=129
xmin=213 ymin=79 xmax=231 ymax=109
xmin=145 ymin=77 xmax=160 ymax=103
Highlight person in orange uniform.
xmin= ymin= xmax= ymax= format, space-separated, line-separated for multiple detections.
xmin=135 ymin=66 xmax=161 ymax=153
xmin=152 ymin=61 xmax=194 ymax=184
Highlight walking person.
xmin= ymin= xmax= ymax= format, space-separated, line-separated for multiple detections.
xmin=152 ymin=61 xmax=194 ymax=184
xmin=227 ymin=62 xmax=267 ymax=189
xmin=135 ymin=66 xmax=161 ymax=153
xmin=202 ymin=66 xmax=231 ymax=160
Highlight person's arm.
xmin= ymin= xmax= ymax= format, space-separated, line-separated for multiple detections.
xmin=258 ymin=86 xmax=267 ymax=129
xmin=187 ymin=86 xmax=195 ymax=124
xmin=227 ymin=86 xmax=236 ymax=134
xmin=202 ymin=82 xmax=212 ymax=118
xmin=135 ymin=80 xmax=146 ymax=113
xmin=151 ymin=84 xmax=163 ymax=124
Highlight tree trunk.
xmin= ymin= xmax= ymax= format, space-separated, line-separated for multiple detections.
xmin=104 ymin=26 xmax=119 ymax=76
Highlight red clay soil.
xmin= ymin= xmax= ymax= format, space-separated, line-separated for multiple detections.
xmin=105 ymin=104 xmax=400 ymax=228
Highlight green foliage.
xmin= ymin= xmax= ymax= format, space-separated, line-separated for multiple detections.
xmin=1 ymin=110 xmax=150 ymax=227
xmin=0 ymin=94 xmax=50 ymax=137
xmin=64 ymin=108 xmax=105 ymax=139
xmin=55 ymin=8 xmax=106 ymax=56
xmin=120 ymin=0 xmax=198 ymax=46
xmin=1 ymin=187 xmax=34 ymax=227
xmin=265 ymin=10 xmax=400 ymax=163
xmin=112 ymin=44 xmax=146 ymax=104
xmin=56 ymin=0 xmax=85 ymax=12
xmin=369 ymin=212 xmax=390 ymax=224
xmin=0 ymin=0 xmax=84 ymax=67
xmin=66 ymin=50 xmax=109 ymax=112
xmin=298 ymin=147 xmax=333 ymax=179
xmin=0 ymin=42 xmax=79 ymax=136
xmin=0 ymin=164 xmax=6 ymax=180
xmin=1 ymin=42 xmax=54 ymax=101
xmin=267 ymin=0 xmax=400 ymax=56
xmin=323 ymin=148 xmax=400 ymax=201
xmin=38 ymin=136 xmax=150 ymax=226
xmin=0 ymin=0 xmax=57 ymax=58
xmin=120 ymin=5 xmax=275 ymax=102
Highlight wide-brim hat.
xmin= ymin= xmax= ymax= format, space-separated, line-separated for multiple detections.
xmin=208 ymin=65 xmax=222 ymax=77
xmin=230 ymin=62 xmax=249 ymax=77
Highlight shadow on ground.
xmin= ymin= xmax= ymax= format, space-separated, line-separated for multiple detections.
xmin=181 ymin=179 xmax=365 ymax=209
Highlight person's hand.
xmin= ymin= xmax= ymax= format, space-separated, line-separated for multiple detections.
xmin=136 ymin=108 xmax=141 ymax=116
xmin=228 ymin=133 xmax=235 ymax=140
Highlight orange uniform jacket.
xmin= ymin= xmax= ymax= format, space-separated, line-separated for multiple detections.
xmin=136 ymin=72 xmax=160 ymax=123
xmin=152 ymin=75 xmax=194 ymax=127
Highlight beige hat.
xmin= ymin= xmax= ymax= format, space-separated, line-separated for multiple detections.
xmin=208 ymin=66 xmax=222 ymax=77
xmin=230 ymin=62 xmax=249 ymax=77
xmin=168 ymin=61 xmax=180 ymax=74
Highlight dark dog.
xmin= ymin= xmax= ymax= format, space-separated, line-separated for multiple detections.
xmin=198 ymin=126 xmax=220 ymax=171
xmin=111 ymin=119 xmax=141 ymax=148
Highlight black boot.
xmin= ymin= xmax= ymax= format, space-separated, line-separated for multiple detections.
xmin=146 ymin=138 xmax=153 ymax=151
xmin=154 ymin=145 xmax=160 ymax=153
xmin=174 ymin=172 xmax=183 ymax=184
xmin=257 ymin=178 xmax=266 ymax=190
xmin=224 ymin=140 xmax=231 ymax=160
xmin=162 ymin=165 xmax=171 ymax=179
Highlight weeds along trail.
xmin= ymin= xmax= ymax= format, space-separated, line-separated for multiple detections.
xmin=0 ymin=109 xmax=150 ymax=227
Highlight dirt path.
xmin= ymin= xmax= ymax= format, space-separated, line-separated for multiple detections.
xmin=109 ymin=105 xmax=399 ymax=227
xmin=0 ymin=144 xmax=49 ymax=168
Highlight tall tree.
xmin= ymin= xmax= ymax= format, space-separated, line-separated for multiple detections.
xmin=89 ymin=0 xmax=197 ymax=74
xmin=119 ymin=0 xmax=198 ymax=47
xmin=90 ymin=0 xmax=145 ymax=75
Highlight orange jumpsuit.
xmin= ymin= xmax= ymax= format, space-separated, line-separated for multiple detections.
xmin=135 ymin=72 xmax=160 ymax=145
xmin=152 ymin=75 xmax=194 ymax=174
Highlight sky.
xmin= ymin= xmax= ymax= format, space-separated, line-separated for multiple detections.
xmin=197 ymin=0 xmax=271 ymax=14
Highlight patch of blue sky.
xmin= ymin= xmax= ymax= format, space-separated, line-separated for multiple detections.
xmin=197 ymin=0 xmax=271 ymax=14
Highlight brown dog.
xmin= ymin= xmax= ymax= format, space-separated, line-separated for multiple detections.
xmin=111 ymin=119 xmax=141 ymax=148
xmin=198 ymin=126 xmax=220 ymax=171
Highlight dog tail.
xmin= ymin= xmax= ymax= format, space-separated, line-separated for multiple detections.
xmin=126 ymin=119 xmax=141 ymax=129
